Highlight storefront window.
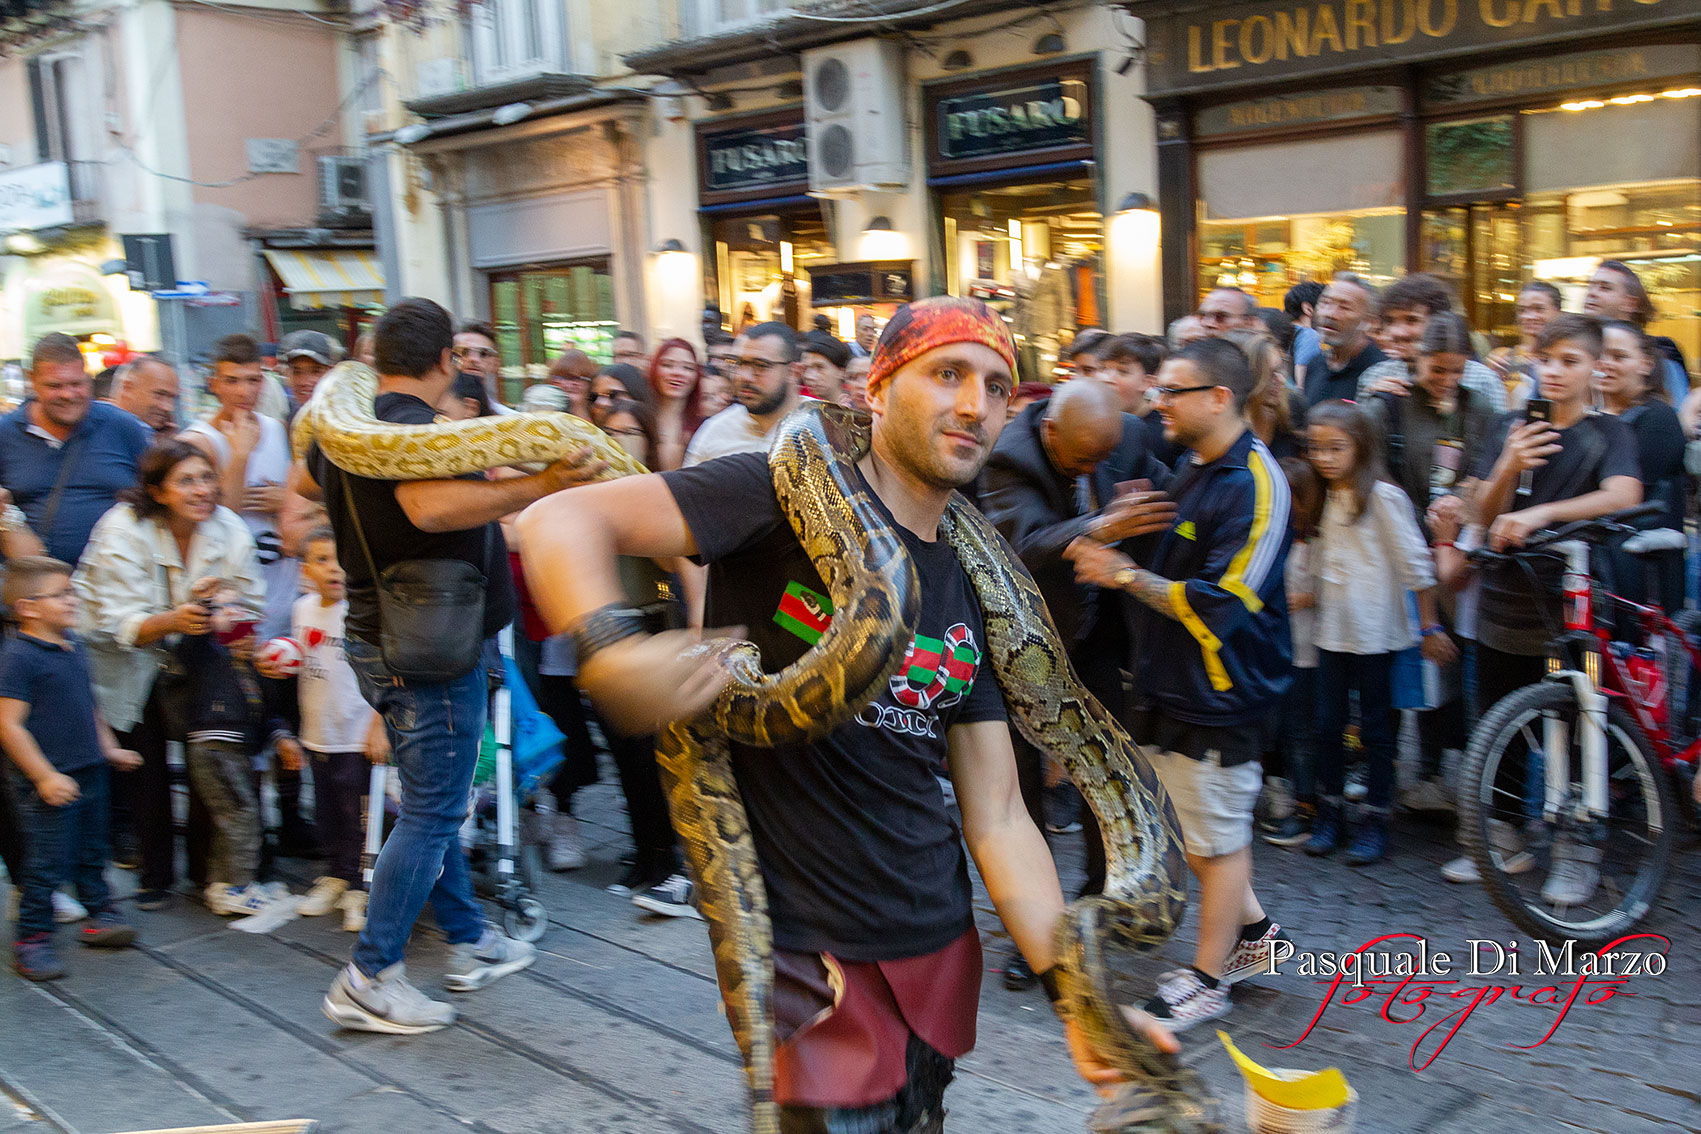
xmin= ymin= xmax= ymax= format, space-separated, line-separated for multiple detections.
xmin=1422 ymin=95 xmax=1701 ymax=360
xmin=1197 ymin=130 xmax=1406 ymax=307
xmin=489 ymin=259 xmax=616 ymax=404
xmin=1426 ymin=116 xmax=1516 ymax=198
xmin=710 ymin=210 xmax=833 ymax=333
xmin=938 ymin=178 xmax=1103 ymax=380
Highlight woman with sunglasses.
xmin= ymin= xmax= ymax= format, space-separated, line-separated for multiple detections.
xmin=589 ymin=365 xmax=652 ymax=430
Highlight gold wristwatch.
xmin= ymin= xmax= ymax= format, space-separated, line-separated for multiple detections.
xmin=1112 ymin=567 xmax=1138 ymax=590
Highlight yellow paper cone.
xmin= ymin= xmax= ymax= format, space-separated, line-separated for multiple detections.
xmin=1217 ymin=1031 xmax=1351 ymax=1110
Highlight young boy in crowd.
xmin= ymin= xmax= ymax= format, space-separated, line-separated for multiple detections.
xmin=289 ymin=529 xmax=388 ymax=932
xmin=178 ymin=586 xmax=294 ymax=918
xmin=1471 ymin=314 xmax=1641 ymax=904
xmin=0 ymin=557 xmax=140 ymax=980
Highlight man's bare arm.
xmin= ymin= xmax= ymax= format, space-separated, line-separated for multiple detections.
xmin=515 ymin=473 xmax=698 ymax=634
xmin=948 ymin=719 xmax=1065 ymax=973
xmin=394 ymin=448 xmax=605 ymax=533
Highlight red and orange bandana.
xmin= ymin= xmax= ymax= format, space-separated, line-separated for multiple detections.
xmin=865 ymin=296 xmax=1018 ymax=397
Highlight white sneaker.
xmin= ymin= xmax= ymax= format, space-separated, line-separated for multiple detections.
xmin=547 ymin=814 xmax=587 ymax=872
xmin=632 ymin=873 xmax=704 ymax=921
xmin=340 ymin=889 xmax=367 ymax=933
xmin=1443 ymin=820 xmax=1535 ymax=883
xmin=1541 ymin=838 xmax=1603 ymax=906
xmin=1220 ymin=922 xmax=1292 ymax=985
xmin=1142 ymin=968 xmax=1231 ymax=1033
xmin=298 ymin=876 xmax=350 ymax=918
xmin=324 ymin=962 xmax=454 ymax=1034
xmin=52 ymin=890 xmax=88 ymax=924
xmin=1399 ymin=778 xmax=1456 ymax=814
xmin=444 ymin=928 xmax=536 ymax=992
xmin=205 ymin=883 xmax=277 ymax=917
xmin=1441 ymin=855 xmax=1480 ymax=884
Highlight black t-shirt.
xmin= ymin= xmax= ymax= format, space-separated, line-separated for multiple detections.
xmin=1470 ymin=412 xmax=1639 ymax=655
xmin=307 ymin=392 xmax=515 ymax=646
xmin=662 ymin=452 xmax=1006 ymax=961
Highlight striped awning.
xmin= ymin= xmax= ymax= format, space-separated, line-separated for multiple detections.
xmin=262 ymin=248 xmax=384 ymax=310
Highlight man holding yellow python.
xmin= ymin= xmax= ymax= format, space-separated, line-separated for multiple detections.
xmin=515 ymin=296 xmax=1214 ymax=1134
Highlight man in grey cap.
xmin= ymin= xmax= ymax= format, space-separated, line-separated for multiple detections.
xmin=280 ymin=330 xmax=345 ymax=414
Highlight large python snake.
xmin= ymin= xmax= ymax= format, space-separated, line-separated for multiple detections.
xmin=294 ymin=361 xmax=1218 ymax=1132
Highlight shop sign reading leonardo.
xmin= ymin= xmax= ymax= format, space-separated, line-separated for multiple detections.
xmin=1136 ymin=0 xmax=1701 ymax=94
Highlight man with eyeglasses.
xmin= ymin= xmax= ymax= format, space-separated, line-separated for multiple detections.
xmin=682 ymin=322 xmax=803 ymax=467
xmin=1069 ymin=337 xmax=1294 ymax=1034
xmin=1195 ymin=287 xmax=1261 ymax=335
xmin=452 ymin=322 xmax=515 ymax=415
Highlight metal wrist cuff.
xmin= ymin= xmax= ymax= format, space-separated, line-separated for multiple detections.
xmin=573 ymin=604 xmax=647 ymax=668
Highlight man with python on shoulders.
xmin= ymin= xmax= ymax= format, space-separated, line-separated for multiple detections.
xmin=287 ymin=298 xmax=606 ymax=1035
xmin=518 ymin=296 xmax=1178 ymax=1130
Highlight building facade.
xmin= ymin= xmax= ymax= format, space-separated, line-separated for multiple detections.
xmin=0 ymin=0 xmax=373 ymax=370
xmin=1129 ymin=0 xmax=1701 ymax=360
xmin=631 ymin=0 xmax=1166 ymax=381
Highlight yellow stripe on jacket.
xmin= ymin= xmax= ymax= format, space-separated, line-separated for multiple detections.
xmin=1170 ymin=581 xmax=1232 ymax=692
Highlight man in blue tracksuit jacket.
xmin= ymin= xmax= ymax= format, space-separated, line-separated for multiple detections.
xmin=1069 ymin=337 xmax=1294 ymax=1034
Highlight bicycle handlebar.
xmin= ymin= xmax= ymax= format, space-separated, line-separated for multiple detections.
xmin=1466 ymin=502 xmax=1667 ymax=567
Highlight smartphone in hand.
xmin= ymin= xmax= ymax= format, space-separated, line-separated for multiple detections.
xmin=1525 ymin=398 xmax=1552 ymax=426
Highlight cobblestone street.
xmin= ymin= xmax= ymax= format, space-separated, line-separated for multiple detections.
xmin=3 ymin=774 xmax=1697 ymax=1134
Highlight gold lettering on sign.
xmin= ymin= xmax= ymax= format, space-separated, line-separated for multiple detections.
xmin=1345 ymin=0 xmax=1379 ymax=46
xmin=1383 ymin=0 xmax=1418 ymax=44
xmin=1481 ymin=0 xmax=1519 ymax=26
xmin=1180 ymin=0 xmax=1663 ymax=74
xmin=1215 ymin=19 xmax=1242 ymax=68
xmin=1419 ymin=0 xmax=1460 ymax=35
xmin=1241 ymin=15 xmax=1277 ymax=62
xmin=1276 ymin=8 xmax=1312 ymax=58
xmin=1310 ymin=5 xmax=1345 ymax=51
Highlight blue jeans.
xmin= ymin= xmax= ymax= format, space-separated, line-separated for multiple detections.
xmin=1279 ymin=665 xmax=1318 ymax=802
xmin=12 ymin=764 xmax=112 ymax=940
xmin=1316 ymin=650 xmax=1397 ymax=812
xmin=345 ymin=636 xmax=491 ymax=976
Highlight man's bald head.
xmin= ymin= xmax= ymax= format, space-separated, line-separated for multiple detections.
xmin=113 ymin=355 xmax=180 ymax=432
xmin=1042 ymin=378 xmax=1123 ymax=477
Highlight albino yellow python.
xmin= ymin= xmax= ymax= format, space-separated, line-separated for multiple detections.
xmin=295 ymin=361 xmax=1217 ymax=1132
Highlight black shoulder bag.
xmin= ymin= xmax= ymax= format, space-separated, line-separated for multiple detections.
xmin=340 ymin=469 xmax=488 ymax=683
xmin=152 ymin=557 xmax=195 ymax=742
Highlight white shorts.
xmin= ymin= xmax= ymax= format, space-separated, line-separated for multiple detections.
xmin=1147 ymin=748 xmax=1262 ymax=858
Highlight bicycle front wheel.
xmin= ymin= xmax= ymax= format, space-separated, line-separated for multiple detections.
xmin=1459 ymin=679 xmax=1676 ymax=949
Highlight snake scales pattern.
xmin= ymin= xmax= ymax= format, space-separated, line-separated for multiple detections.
xmin=294 ymin=361 xmax=1219 ymax=1132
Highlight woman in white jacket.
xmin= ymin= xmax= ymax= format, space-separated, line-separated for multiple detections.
xmin=73 ymin=439 xmax=263 ymax=910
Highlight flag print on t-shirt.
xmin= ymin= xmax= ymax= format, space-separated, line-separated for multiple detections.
xmin=774 ymin=580 xmax=833 ymax=645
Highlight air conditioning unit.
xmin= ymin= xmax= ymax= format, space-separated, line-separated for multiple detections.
xmin=804 ymin=39 xmax=909 ymax=195
xmin=317 ymin=156 xmax=371 ymax=215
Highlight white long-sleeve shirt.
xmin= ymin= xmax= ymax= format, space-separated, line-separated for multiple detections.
xmin=72 ymin=503 xmax=263 ymax=731
xmin=1311 ymin=481 xmax=1437 ymax=656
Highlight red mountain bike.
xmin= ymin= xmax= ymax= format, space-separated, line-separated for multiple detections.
xmin=1462 ymin=503 xmax=1699 ymax=948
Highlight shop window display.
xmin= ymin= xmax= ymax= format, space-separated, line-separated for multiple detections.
xmin=938 ymin=178 xmax=1104 ymax=381
xmin=709 ymin=211 xmax=834 ymax=333
xmin=1196 ymin=130 xmax=1406 ymax=309
xmin=1422 ymin=94 xmax=1701 ymax=363
xmin=489 ymin=260 xmax=617 ymax=404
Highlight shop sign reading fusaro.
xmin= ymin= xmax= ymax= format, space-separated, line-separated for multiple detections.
xmin=1136 ymin=0 xmax=1701 ymax=94
xmin=936 ymin=79 xmax=1090 ymax=161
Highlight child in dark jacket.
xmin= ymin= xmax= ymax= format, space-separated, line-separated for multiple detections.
xmin=176 ymin=593 xmax=293 ymax=917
